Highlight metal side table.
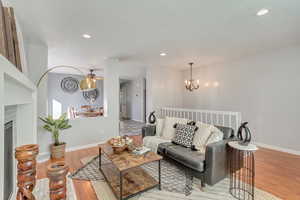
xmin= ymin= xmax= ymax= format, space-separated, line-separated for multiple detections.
xmin=228 ymin=141 xmax=258 ymax=200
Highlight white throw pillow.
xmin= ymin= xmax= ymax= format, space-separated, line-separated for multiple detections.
xmin=143 ymin=136 xmax=170 ymax=153
xmin=207 ymin=128 xmax=224 ymax=144
xmin=192 ymin=122 xmax=214 ymax=151
xmin=161 ymin=117 xmax=188 ymax=140
xmin=198 ymin=126 xmax=224 ymax=153
xmin=155 ymin=118 xmax=165 ymax=137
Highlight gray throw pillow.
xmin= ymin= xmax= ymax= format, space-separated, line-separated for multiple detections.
xmin=172 ymin=123 xmax=197 ymax=148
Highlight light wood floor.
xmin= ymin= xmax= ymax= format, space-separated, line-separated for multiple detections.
xmin=37 ymin=136 xmax=300 ymax=200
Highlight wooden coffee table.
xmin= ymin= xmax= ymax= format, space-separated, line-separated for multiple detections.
xmin=98 ymin=142 xmax=162 ymax=200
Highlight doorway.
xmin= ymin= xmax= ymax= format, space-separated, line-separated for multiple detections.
xmin=119 ymin=77 xmax=146 ymax=136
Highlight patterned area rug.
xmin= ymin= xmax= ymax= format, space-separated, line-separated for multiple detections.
xmin=71 ymin=156 xmax=281 ymax=200
xmin=70 ymin=155 xmax=193 ymax=195
xmin=120 ymin=120 xmax=145 ymax=136
xmin=91 ymin=178 xmax=281 ymax=200
xmin=33 ymin=176 xmax=77 ymax=200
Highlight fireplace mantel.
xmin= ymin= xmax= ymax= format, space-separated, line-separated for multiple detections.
xmin=0 ymin=55 xmax=37 ymax=200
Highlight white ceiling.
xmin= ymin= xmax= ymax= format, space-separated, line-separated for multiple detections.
xmin=8 ymin=0 xmax=300 ymax=71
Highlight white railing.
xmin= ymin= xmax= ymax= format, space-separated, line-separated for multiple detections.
xmin=160 ymin=107 xmax=242 ymax=133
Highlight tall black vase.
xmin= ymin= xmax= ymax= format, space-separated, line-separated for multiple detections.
xmin=148 ymin=111 xmax=156 ymax=124
xmin=237 ymin=122 xmax=252 ymax=146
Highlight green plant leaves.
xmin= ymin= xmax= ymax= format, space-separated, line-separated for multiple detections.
xmin=42 ymin=124 xmax=53 ymax=132
xmin=39 ymin=113 xmax=72 ymax=145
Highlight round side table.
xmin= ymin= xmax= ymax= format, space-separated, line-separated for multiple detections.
xmin=228 ymin=141 xmax=258 ymax=200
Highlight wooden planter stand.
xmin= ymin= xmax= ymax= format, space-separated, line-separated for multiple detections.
xmin=47 ymin=162 xmax=69 ymax=200
xmin=15 ymin=144 xmax=39 ymax=200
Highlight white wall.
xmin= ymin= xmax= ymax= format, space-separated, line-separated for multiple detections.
xmin=146 ymin=66 xmax=183 ymax=117
xmin=24 ymin=42 xmax=50 ymax=154
xmin=182 ymin=45 xmax=300 ymax=153
xmin=48 ymin=72 xmax=104 ymax=115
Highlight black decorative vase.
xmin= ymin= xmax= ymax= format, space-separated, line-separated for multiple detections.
xmin=237 ymin=122 xmax=252 ymax=146
xmin=148 ymin=111 xmax=156 ymax=124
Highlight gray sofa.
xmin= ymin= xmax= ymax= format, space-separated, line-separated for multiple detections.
xmin=142 ymin=125 xmax=234 ymax=186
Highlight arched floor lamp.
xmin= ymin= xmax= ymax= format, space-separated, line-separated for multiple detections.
xmin=36 ymin=65 xmax=97 ymax=91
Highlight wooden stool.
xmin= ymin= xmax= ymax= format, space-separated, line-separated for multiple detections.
xmin=15 ymin=144 xmax=39 ymax=200
xmin=47 ymin=162 xmax=69 ymax=200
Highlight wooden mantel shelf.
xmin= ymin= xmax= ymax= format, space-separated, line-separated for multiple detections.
xmin=0 ymin=55 xmax=36 ymax=93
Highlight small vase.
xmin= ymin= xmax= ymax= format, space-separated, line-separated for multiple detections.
xmin=148 ymin=111 xmax=156 ymax=124
xmin=15 ymin=144 xmax=39 ymax=200
xmin=51 ymin=143 xmax=66 ymax=159
xmin=47 ymin=162 xmax=69 ymax=200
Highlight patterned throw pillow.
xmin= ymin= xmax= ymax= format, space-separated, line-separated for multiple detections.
xmin=172 ymin=124 xmax=197 ymax=148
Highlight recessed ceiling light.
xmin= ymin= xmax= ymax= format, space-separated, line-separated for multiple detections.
xmin=256 ymin=8 xmax=269 ymax=16
xmin=160 ymin=52 xmax=167 ymax=56
xmin=82 ymin=34 xmax=91 ymax=39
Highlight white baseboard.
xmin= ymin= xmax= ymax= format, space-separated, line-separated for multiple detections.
xmin=255 ymin=142 xmax=300 ymax=156
xmin=37 ymin=141 xmax=106 ymax=163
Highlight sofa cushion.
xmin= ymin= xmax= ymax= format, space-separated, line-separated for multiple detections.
xmin=172 ymin=124 xmax=197 ymax=148
xmin=165 ymin=144 xmax=205 ymax=172
xmin=157 ymin=142 xmax=174 ymax=154
xmin=143 ymin=136 xmax=170 ymax=153
xmin=192 ymin=122 xmax=214 ymax=151
xmin=161 ymin=117 xmax=188 ymax=140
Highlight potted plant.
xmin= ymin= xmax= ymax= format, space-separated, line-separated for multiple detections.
xmin=40 ymin=113 xmax=72 ymax=159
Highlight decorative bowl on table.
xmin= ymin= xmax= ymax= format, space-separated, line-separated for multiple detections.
xmin=109 ymin=136 xmax=134 ymax=154
xmin=112 ymin=144 xmax=128 ymax=154
xmin=109 ymin=137 xmax=127 ymax=154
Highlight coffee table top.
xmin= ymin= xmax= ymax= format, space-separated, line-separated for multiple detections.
xmin=99 ymin=142 xmax=162 ymax=172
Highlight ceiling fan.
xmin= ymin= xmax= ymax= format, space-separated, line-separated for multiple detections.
xmin=79 ymin=68 xmax=104 ymax=91
xmin=81 ymin=68 xmax=104 ymax=80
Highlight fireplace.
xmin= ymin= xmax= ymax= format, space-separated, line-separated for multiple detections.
xmin=1 ymin=52 xmax=38 ymax=199
xmin=4 ymin=121 xmax=13 ymax=200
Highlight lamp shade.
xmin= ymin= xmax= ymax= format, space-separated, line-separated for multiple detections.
xmin=79 ymin=77 xmax=97 ymax=91
xmin=37 ymin=66 xmax=100 ymax=91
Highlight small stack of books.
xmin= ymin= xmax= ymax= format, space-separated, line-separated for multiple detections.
xmin=132 ymin=146 xmax=150 ymax=155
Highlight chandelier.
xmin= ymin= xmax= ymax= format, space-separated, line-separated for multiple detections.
xmin=185 ymin=62 xmax=199 ymax=91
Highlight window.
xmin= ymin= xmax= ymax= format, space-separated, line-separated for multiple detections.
xmin=52 ymin=99 xmax=62 ymax=119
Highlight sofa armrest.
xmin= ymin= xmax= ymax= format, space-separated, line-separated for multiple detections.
xmin=204 ymin=139 xmax=232 ymax=185
xmin=142 ymin=125 xmax=156 ymax=138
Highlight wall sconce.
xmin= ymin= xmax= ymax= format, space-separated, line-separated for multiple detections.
xmin=213 ymin=81 xmax=219 ymax=87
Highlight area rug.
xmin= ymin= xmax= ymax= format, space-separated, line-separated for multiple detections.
xmin=91 ymin=178 xmax=280 ymax=200
xmin=71 ymin=156 xmax=280 ymax=200
xmin=33 ymin=176 xmax=77 ymax=200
